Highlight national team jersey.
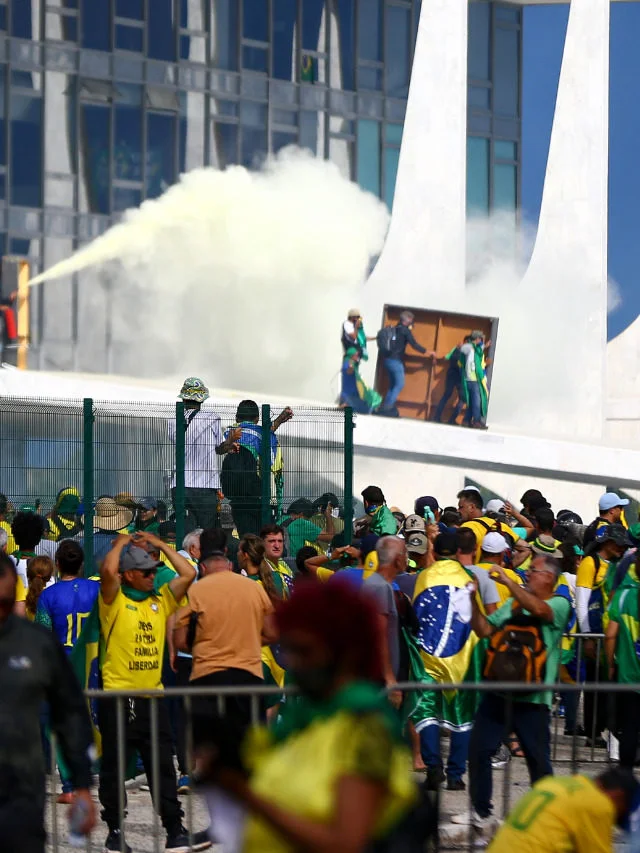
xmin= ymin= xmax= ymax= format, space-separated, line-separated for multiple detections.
xmin=35 ymin=578 xmax=99 ymax=654
xmin=489 ymin=775 xmax=615 ymax=853
xmin=99 ymin=586 xmax=179 ymax=691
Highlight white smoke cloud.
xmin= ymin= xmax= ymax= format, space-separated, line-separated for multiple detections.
xmin=31 ymin=148 xmax=389 ymax=400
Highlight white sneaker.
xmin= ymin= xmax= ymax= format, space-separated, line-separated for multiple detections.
xmin=451 ymin=809 xmax=498 ymax=831
xmin=451 ymin=810 xmax=474 ymax=825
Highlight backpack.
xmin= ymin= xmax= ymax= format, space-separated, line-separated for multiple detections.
xmin=376 ymin=326 xmax=397 ymax=357
xmin=484 ymin=606 xmax=547 ymax=684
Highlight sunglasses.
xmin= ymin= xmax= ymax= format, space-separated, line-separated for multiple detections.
xmin=134 ymin=567 xmax=158 ymax=577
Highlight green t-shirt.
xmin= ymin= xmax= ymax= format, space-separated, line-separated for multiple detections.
xmin=154 ymin=565 xmax=177 ymax=592
xmin=608 ymin=587 xmax=640 ymax=685
xmin=487 ymin=595 xmax=571 ymax=707
xmin=369 ymin=505 xmax=398 ymax=536
xmin=287 ymin=518 xmax=322 ymax=558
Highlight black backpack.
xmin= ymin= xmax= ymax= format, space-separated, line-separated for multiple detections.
xmin=377 ymin=326 xmax=397 ymax=357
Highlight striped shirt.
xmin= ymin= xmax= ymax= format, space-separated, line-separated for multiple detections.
xmin=168 ymin=408 xmax=223 ymax=490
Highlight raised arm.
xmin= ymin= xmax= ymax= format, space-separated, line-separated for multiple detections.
xmin=133 ymin=531 xmax=196 ymax=601
xmin=216 ymin=427 xmax=242 ymax=455
xmin=101 ymin=534 xmax=131 ymax=605
xmin=503 ymin=502 xmax=534 ymax=537
xmin=272 ymin=407 xmax=294 ymax=432
xmin=489 ymin=565 xmax=553 ymax=622
xmin=316 ymin=506 xmax=335 ymax=543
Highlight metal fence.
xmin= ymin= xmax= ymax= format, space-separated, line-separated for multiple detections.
xmin=0 ymin=397 xmax=354 ymax=572
xmin=41 ymin=629 xmax=639 ymax=852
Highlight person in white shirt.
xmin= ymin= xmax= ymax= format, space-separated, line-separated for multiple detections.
xmin=168 ymin=377 xmax=240 ymax=530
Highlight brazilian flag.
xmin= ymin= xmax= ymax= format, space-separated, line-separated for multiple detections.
xmin=301 ymin=54 xmax=315 ymax=83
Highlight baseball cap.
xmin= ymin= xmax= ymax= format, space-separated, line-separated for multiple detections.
xmin=119 ymin=545 xmax=162 ymax=573
xmin=347 ymin=308 xmax=361 ymax=318
xmin=599 ymin=492 xmax=630 ymax=512
xmin=406 ymin=531 xmax=428 ymax=556
xmin=359 ymin=533 xmax=379 ymax=558
xmin=556 ymin=509 xmax=584 ymax=526
xmin=404 ymin=514 xmax=427 ymax=533
xmin=531 ymin=535 xmax=563 ymax=559
xmin=485 ymin=499 xmax=505 ymax=514
xmin=596 ymin=523 xmax=631 ymax=548
xmin=434 ymin=531 xmax=457 ymax=558
xmin=414 ymin=496 xmax=439 ymax=517
xmin=482 ymin=532 xmax=509 ymax=554
xmin=138 ymin=496 xmax=158 ymax=511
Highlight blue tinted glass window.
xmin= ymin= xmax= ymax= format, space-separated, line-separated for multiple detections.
xmin=0 ymin=8 xmax=6 ymax=31
xmin=302 ymin=0 xmax=325 ymax=52
xmin=240 ymin=102 xmax=267 ymax=168
xmin=469 ymin=85 xmax=490 ymax=110
xmin=356 ymin=119 xmax=380 ymax=197
xmin=272 ymin=129 xmax=297 ymax=153
xmin=358 ymin=0 xmax=382 ymax=62
xmin=113 ymin=187 xmax=141 ymax=212
xmin=243 ymin=0 xmax=268 ymax=41
xmin=79 ymin=103 xmax=110 ymax=214
xmin=147 ymin=113 xmax=175 ymax=199
xmin=383 ymin=146 xmax=399 ymax=210
xmin=11 ymin=94 xmax=42 ymax=207
xmin=212 ymin=122 xmax=238 ymax=168
xmin=331 ymin=0 xmax=355 ymax=90
xmin=299 ymin=110 xmax=321 ymax=155
xmin=116 ymin=24 xmax=143 ymax=52
xmin=81 ymin=0 xmax=110 ymax=50
xmin=273 ymin=0 xmax=297 ymax=80
xmin=10 ymin=0 xmax=32 ymax=38
xmin=493 ymin=162 xmax=516 ymax=210
xmin=211 ymin=0 xmax=239 ymax=69
xmin=243 ymin=46 xmax=268 ymax=72
xmin=385 ymin=123 xmax=402 ymax=145
xmin=0 ymin=68 xmax=6 ymax=165
xmin=358 ymin=66 xmax=382 ymax=91
xmin=468 ymin=2 xmax=490 ymax=80
xmin=495 ymin=6 xmax=520 ymax=23
xmin=385 ymin=5 xmax=410 ymax=99
xmin=116 ymin=0 xmax=143 ymax=19
xmin=114 ymin=104 xmax=142 ymax=182
xmin=148 ymin=0 xmax=175 ymax=61
xmin=494 ymin=139 xmax=517 ymax=160
xmin=466 ymin=136 xmax=489 ymax=213
xmin=493 ymin=27 xmax=519 ymax=116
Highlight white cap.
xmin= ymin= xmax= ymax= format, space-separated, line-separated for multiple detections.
xmin=486 ymin=499 xmax=505 ymax=514
xmin=599 ymin=492 xmax=630 ymax=512
xmin=482 ymin=532 xmax=509 ymax=554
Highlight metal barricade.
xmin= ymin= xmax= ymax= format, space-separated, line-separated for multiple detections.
xmin=43 ymin=676 xmax=639 ymax=853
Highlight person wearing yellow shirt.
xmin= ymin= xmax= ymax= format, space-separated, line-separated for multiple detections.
xmin=96 ymin=533 xmax=209 ymax=853
xmin=576 ymin=523 xmax=630 ymax=749
xmin=0 ymin=492 xmax=16 ymax=554
xmin=489 ymin=769 xmax=640 ymax=853
xmin=458 ymin=488 xmax=520 ymax=562
xmin=476 ymin=532 xmax=523 ymax=606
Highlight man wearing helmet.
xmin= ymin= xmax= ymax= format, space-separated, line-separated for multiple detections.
xmin=168 ymin=377 xmax=240 ymax=530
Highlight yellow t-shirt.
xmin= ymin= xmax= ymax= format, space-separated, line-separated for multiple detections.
xmin=99 ymin=585 xmax=179 ymax=690
xmin=489 ymin=774 xmax=615 ymax=853
xmin=462 ymin=518 xmax=520 ymax=562
xmin=476 ymin=562 xmax=523 ymax=606
xmin=576 ymin=554 xmax=609 ymax=590
xmin=15 ymin=575 xmax=26 ymax=603
xmin=316 ymin=567 xmax=334 ymax=583
xmin=1 ymin=521 xmax=16 ymax=556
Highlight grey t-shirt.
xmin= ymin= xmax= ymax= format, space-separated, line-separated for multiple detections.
xmin=467 ymin=564 xmax=500 ymax=608
xmin=363 ymin=572 xmax=400 ymax=677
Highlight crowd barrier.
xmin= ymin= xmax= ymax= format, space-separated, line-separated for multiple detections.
xmin=0 ymin=397 xmax=354 ymax=574
xmin=44 ymin=632 xmax=635 ymax=853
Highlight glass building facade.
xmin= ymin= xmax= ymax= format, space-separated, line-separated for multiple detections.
xmin=0 ymin=0 xmax=520 ymax=370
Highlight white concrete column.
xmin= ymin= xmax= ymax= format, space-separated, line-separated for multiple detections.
xmin=515 ymin=0 xmax=609 ymax=440
xmin=366 ymin=0 xmax=468 ymax=309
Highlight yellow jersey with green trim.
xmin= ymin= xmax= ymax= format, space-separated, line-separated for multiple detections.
xmin=99 ymin=586 xmax=179 ymax=690
xmin=489 ymin=774 xmax=615 ymax=853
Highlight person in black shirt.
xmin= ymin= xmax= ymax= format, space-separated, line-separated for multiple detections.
xmin=377 ymin=310 xmax=430 ymax=414
xmin=0 ymin=552 xmax=96 ymax=851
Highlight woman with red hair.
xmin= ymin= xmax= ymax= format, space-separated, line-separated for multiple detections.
xmin=200 ymin=578 xmax=419 ymax=852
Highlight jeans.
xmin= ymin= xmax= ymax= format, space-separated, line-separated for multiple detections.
xmin=583 ymin=657 xmax=608 ymax=741
xmin=433 ymin=372 xmax=464 ymax=423
xmin=616 ymin=692 xmax=640 ymax=770
xmin=419 ymin=726 xmax=471 ymax=781
xmin=172 ymin=486 xmax=219 ymax=532
xmin=469 ymin=694 xmax=552 ymax=817
xmin=383 ymin=358 xmax=405 ymax=410
xmin=98 ymin=698 xmax=183 ymax=834
xmin=464 ymin=381 xmax=482 ymax=425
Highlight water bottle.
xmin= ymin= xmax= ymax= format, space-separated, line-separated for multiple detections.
xmin=68 ymin=797 xmax=90 ymax=848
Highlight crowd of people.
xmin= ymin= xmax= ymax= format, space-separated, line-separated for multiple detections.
xmin=3 ymin=460 xmax=640 ymax=851
xmin=339 ymin=308 xmax=491 ymax=427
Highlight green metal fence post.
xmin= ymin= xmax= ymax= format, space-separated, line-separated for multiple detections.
xmin=175 ymin=402 xmax=186 ymax=546
xmin=261 ymin=404 xmax=272 ymax=526
xmin=344 ymin=407 xmax=354 ymax=545
xmin=83 ymin=398 xmax=94 ymax=578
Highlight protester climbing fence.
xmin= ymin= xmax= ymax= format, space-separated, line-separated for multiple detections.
xmin=0 ymin=396 xmax=354 ymax=573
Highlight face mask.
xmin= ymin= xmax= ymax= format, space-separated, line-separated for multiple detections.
xmin=289 ymin=664 xmax=337 ymax=700
xmin=367 ymin=504 xmax=379 ymax=514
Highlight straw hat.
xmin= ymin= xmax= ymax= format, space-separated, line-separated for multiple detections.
xmin=92 ymin=497 xmax=133 ymax=532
